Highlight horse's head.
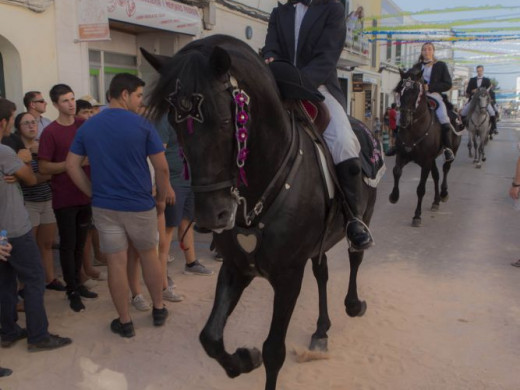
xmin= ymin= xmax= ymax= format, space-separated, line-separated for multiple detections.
xmin=145 ymin=36 xmax=282 ymax=232
xmin=395 ymin=67 xmax=424 ymax=127
xmin=473 ymin=87 xmax=490 ymax=113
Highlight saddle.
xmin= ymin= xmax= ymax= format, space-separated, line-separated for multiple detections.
xmin=426 ymin=95 xmax=463 ymax=132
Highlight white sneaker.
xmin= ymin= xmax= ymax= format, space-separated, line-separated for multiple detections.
xmin=167 ymin=275 xmax=176 ymax=289
xmin=131 ymin=294 xmax=151 ymax=311
xmin=92 ymin=270 xmax=107 ymax=281
xmin=167 ymin=254 xmax=175 ymax=263
xmin=163 ymin=286 xmax=184 ymax=302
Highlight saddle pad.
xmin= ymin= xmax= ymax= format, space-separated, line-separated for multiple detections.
xmin=349 ymin=116 xmax=386 ymax=187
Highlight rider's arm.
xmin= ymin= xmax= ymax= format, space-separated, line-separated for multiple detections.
xmin=428 ymin=62 xmax=452 ymax=93
xmin=263 ymin=7 xmax=282 ymax=62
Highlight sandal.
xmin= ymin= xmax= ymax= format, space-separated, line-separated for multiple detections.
xmin=511 ymin=259 xmax=520 ymax=267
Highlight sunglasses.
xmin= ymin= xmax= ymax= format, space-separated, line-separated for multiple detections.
xmin=32 ymin=100 xmax=46 ymax=104
xmin=20 ymin=120 xmax=37 ymax=126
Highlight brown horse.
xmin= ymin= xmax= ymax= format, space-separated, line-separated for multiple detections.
xmin=389 ymin=68 xmax=461 ymax=227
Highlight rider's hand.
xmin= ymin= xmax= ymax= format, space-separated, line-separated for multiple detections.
xmin=265 ymin=57 xmax=275 ymax=64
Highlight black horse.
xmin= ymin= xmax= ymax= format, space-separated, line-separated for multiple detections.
xmin=390 ymin=68 xmax=461 ymax=227
xmin=144 ymin=34 xmax=381 ymax=390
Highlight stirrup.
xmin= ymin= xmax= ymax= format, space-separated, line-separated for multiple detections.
xmin=346 ymin=218 xmax=374 ymax=252
xmin=444 ymin=148 xmax=455 ymax=162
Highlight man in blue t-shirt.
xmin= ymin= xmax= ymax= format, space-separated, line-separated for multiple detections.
xmin=66 ymin=73 xmax=174 ymax=337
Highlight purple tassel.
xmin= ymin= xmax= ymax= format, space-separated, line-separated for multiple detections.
xmin=239 ymin=167 xmax=248 ymax=187
xmin=183 ymin=160 xmax=190 ymax=180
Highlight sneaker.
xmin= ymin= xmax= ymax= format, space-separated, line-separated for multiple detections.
xmin=110 ymin=319 xmax=135 ymax=338
xmin=68 ymin=291 xmax=85 ymax=312
xmin=184 ymin=260 xmax=214 ymax=276
xmin=152 ymin=306 xmax=169 ymax=327
xmin=131 ymin=294 xmax=151 ymax=311
xmin=0 ymin=367 xmax=12 ymax=377
xmin=214 ymin=252 xmax=223 ymax=262
xmin=167 ymin=275 xmax=176 ymax=289
xmin=82 ymin=278 xmax=98 ymax=290
xmin=77 ymin=285 xmax=98 ymax=299
xmin=163 ymin=286 xmax=184 ymax=302
xmin=1 ymin=328 xmax=28 ymax=348
xmin=46 ymin=279 xmax=66 ymax=291
xmin=28 ymin=334 xmax=72 ymax=352
xmin=91 ymin=270 xmax=107 ymax=281
xmin=167 ymin=254 xmax=175 ymax=263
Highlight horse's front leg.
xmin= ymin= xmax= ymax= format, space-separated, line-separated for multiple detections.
xmin=389 ymin=154 xmax=409 ymax=204
xmin=199 ymin=262 xmax=259 ymax=379
xmin=430 ymin=160 xmax=441 ymax=211
xmin=413 ymin=165 xmax=431 ymax=227
xmin=309 ymin=255 xmax=331 ymax=352
xmin=263 ymin=266 xmax=306 ymax=390
xmin=440 ymin=157 xmax=454 ymax=200
xmin=344 ymin=250 xmax=367 ymax=317
xmin=472 ymin=133 xmax=479 ymax=163
xmin=467 ymin=136 xmax=473 ymax=158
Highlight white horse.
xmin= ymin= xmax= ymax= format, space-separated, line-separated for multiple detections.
xmin=466 ymin=87 xmax=491 ymax=168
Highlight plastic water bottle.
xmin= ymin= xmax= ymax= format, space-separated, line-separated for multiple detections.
xmin=0 ymin=230 xmax=8 ymax=246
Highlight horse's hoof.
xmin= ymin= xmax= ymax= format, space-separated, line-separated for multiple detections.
xmin=389 ymin=193 xmax=399 ymax=204
xmin=412 ymin=218 xmax=421 ymax=227
xmin=476 ymin=163 xmax=482 ymax=169
xmin=473 ymin=159 xmax=478 ymax=164
xmin=431 ymin=203 xmax=439 ymax=212
xmin=441 ymin=194 xmax=449 ymax=202
xmin=345 ymin=300 xmax=367 ymax=317
xmin=309 ymin=337 xmax=328 ymax=352
xmin=482 ymin=157 xmax=486 ymax=162
xmin=234 ymin=347 xmax=262 ymax=375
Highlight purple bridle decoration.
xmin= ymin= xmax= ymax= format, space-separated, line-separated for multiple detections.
xmin=233 ymin=88 xmax=251 ymax=187
xmin=179 ymin=147 xmax=189 ymax=180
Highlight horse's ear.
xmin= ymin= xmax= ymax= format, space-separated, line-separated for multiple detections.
xmin=209 ymin=46 xmax=231 ymax=77
xmin=140 ymin=48 xmax=170 ymax=72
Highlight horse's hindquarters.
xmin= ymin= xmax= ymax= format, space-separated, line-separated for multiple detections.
xmin=194 ymin=191 xmax=237 ymax=231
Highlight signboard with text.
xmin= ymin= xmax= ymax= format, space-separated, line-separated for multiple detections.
xmin=77 ymin=0 xmax=110 ymax=41
xmin=352 ymin=73 xmax=364 ymax=92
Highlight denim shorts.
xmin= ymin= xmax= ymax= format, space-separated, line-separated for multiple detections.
xmin=92 ymin=207 xmax=158 ymax=253
xmin=164 ymin=186 xmax=194 ymax=228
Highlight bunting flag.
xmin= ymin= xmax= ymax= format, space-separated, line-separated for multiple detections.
xmin=364 ymin=5 xmax=520 ymax=22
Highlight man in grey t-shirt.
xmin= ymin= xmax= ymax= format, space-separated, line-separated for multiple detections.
xmin=0 ymin=97 xmax=71 ymax=352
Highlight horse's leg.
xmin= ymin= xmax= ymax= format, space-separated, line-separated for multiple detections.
xmin=263 ymin=267 xmax=306 ymax=390
xmin=472 ymin=133 xmax=479 ymax=163
xmin=412 ymin=165 xmax=430 ymax=227
xmin=440 ymin=159 xmax=453 ymax=201
xmin=344 ymin=250 xmax=367 ymax=317
xmin=309 ymin=255 xmax=331 ymax=351
xmin=467 ymin=133 xmax=473 ymax=158
xmin=199 ymin=262 xmax=260 ymax=379
xmin=430 ymin=161 xmax=441 ymax=211
xmin=389 ymin=155 xmax=408 ymax=204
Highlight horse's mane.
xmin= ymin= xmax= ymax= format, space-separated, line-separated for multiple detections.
xmin=147 ymin=35 xmax=281 ymax=123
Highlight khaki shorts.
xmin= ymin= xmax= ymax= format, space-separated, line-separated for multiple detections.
xmin=92 ymin=207 xmax=158 ymax=254
xmin=25 ymin=200 xmax=56 ymax=227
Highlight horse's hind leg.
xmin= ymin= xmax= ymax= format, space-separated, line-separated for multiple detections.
xmin=199 ymin=262 xmax=259 ymax=379
xmin=467 ymin=137 xmax=473 ymax=158
xmin=345 ymin=250 xmax=367 ymax=317
xmin=263 ymin=266 xmax=306 ymax=390
xmin=309 ymin=255 xmax=331 ymax=352
xmin=472 ymin=135 xmax=479 ymax=163
xmin=430 ymin=161 xmax=441 ymax=211
xmin=413 ymin=166 xmax=430 ymax=226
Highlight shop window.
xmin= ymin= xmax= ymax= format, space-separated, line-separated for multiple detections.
xmin=89 ymin=49 xmax=137 ymax=103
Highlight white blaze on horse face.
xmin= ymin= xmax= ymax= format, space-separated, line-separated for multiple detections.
xmin=212 ymin=202 xmax=238 ymax=233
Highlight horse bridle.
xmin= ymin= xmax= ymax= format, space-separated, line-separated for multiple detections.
xmin=397 ymin=77 xmax=435 ymax=152
xmin=167 ymin=73 xmax=299 ymax=227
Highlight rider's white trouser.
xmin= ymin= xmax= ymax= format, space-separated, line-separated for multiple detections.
xmin=427 ymin=92 xmax=451 ymax=125
xmin=460 ymin=101 xmax=495 ymax=117
xmin=318 ymin=85 xmax=360 ymax=164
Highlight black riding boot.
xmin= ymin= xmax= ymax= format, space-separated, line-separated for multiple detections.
xmin=490 ymin=116 xmax=498 ymax=135
xmin=335 ymin=158 xmax=374 ymax=251
xmin=440 ymin=123 xmax=455 ymax=162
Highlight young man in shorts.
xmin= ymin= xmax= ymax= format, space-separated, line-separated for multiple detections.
xmin=66 ymin=73 xmax=174 ymax=337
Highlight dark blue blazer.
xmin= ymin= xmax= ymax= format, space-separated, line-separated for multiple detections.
xmin=263 ymin=0 xmax=347 ymax=111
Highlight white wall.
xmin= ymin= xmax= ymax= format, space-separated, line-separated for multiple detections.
xmin=0 ymin=3 xmax=58 ymax=112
